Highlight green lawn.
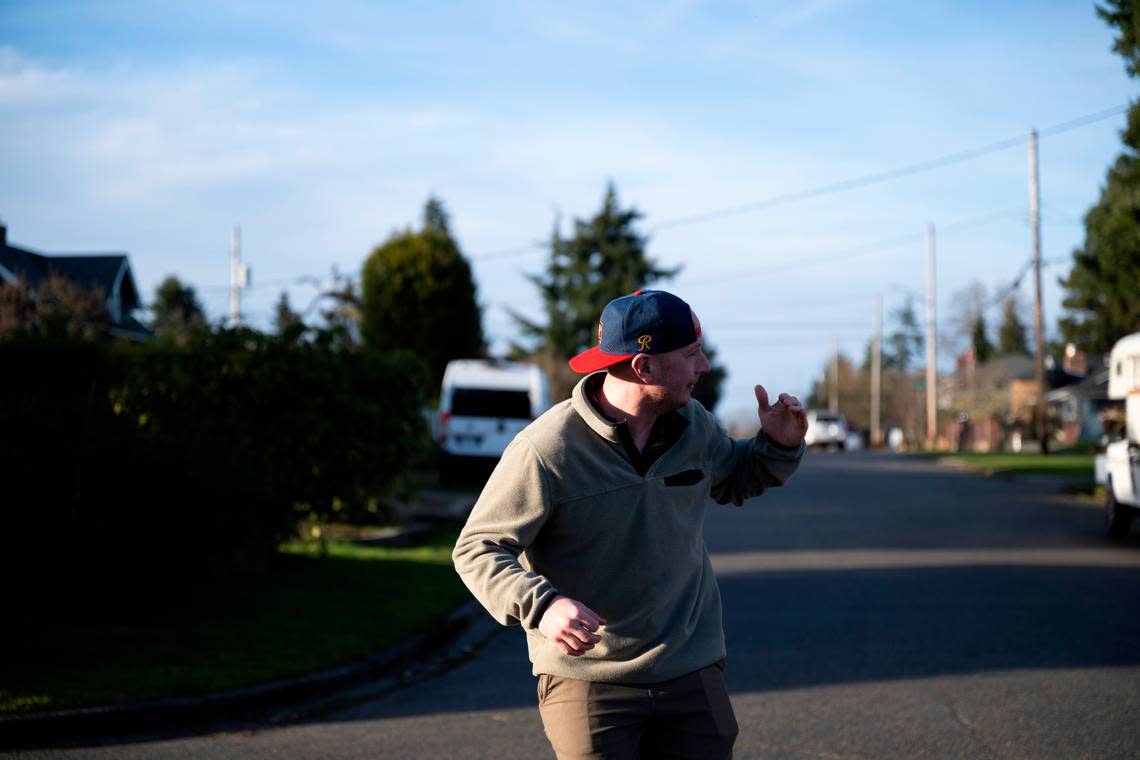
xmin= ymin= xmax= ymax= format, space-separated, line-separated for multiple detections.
xmin=2 ymin=531 xmax=470 ymax=715
xmin=920 ymin=451 xmax=1095 ymax=480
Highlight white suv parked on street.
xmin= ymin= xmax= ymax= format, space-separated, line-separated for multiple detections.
xmin=804 ymin=410 xmax=848 ymax=450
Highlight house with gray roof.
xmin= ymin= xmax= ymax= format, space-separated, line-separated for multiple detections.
xmin=0 ymin=223 xmax=152 ymax=340
xmin=1045 ymin=364 xmax=1111 ymax=447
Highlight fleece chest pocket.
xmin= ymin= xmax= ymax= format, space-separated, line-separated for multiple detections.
xmin=663 ymin=468 xmax=704 ymax=487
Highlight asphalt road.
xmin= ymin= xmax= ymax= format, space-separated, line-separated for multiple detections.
xmin=16 ymin=452 xmax=1140 ymax=759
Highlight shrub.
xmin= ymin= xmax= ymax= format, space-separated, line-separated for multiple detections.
xmin=1 ymin=328 xmax=429 ymax=610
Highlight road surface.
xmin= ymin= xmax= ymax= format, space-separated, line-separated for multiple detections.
xmin=16 ymin=453 xmax=1140 ymax=759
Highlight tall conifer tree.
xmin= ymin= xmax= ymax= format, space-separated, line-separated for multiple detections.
xmin=1059 ymin=0 xmax=1140 ymax=353
xmin=998 ymin=298 xmax=1029 ymax=355
xmin=513 ymin=182 xmax=726 ymax=407
xmin=971 ymin=315 xmax=994 ymax=363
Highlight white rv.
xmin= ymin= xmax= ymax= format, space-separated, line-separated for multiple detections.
xmin=1102 ymin=332 xmax=1140 ymax=539
xmin=437 ymin=359 xmax=551 ymax=485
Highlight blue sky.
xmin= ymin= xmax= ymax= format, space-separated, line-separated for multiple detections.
xmin=1 ymin=1 xmax=1133 ymax=424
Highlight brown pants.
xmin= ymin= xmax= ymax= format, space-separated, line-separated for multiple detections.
xmin=536 ymin=662 xmax=738 ymax=759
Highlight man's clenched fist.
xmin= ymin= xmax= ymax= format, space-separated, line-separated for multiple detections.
xmin=538 ymin=595 xmax=607 ymax=656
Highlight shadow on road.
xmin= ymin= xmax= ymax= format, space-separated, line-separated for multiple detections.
xmin=310 ymin=453 xmax=1140 ymax=725
xmin=320 ymin=560 xmax=1140 ymax=726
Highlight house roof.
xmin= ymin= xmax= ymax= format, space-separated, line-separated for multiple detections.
xmin=0 ymin=242 xmax=46 ymax=282
xmin=1 ymin=231 xmax=148 ymax=333
xmin=1 ymin=246 xmax=141 ymax=311
xmin=979 ymin=354 xmax=1037 ymax=380
xmin=969 ymin=352 xmax=1085 ymax=390
xmin=111 ymin=312 xmax=156 ymax=341
xmin=1046 ymin=369 xmax=1110 ymax=402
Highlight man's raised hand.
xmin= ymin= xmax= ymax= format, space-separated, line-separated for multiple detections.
xmin=538 ymin=595 xmax=606 ymax=657
xmin=755 ymin=384 xmax=808 ymax=447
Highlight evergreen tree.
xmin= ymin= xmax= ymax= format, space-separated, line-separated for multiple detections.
xmin=512 ymin=183 xmax=679 ymax=359
xmin=151 ymin=275 xmax=205 ymax=342
xmin=423 ymin=196 xmax=450 ymax=234
xmin=360 ymin=196 xmax=485 ymax=389
xmin=971 ymin=314 xmax=994 ymax=363
xmin=513 ymin=182 xmax=726 ymax=405
xmin=1058 ymin=0 xmax=1140 ymax=353
xmin=998 ymin=297 xmax=1029 ymax=355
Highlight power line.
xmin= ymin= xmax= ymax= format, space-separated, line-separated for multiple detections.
xmin=647 ymin=103 xmax=1130 ymax=234
xmin=196 ymin=104 xmax=1126 ymax=286
xmin=987 ymin=258 xmax=1035 ymax=310
xmin=1037 ymin=104 xmax=1132 ymax=137
xmin=985 ymin=254 xmax=1071 ymax=311
xmin=464 ymin=103 xmax=1127 ymax=262
xmin=681 ymin=207 xmax=1021 ymax=286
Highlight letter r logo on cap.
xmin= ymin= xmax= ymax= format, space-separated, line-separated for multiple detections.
xmin=638 ymin=334 xmax=652 ymax=351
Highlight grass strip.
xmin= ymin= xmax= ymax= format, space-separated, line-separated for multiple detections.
xmin=3 ymin=530 xmax=470 ymax=715
xmin=919 ymin=451 xmax=1095 ymax=479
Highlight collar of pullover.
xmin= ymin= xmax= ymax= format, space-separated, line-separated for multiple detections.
xmin=571 ymin=371 xmax=694 ymax=445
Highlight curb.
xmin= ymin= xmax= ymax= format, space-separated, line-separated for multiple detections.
xmin=0 ymin=600 xmax=488 ymax=749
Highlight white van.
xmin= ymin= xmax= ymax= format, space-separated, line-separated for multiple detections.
xmin=437 ymin=359 xmax=551 ymax=485
xmin=1101 ymin=332 xmax=1140 ymax=539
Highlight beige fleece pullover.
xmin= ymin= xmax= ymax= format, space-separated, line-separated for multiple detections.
xmin=452 ymin=372 xmax=804 ymax=684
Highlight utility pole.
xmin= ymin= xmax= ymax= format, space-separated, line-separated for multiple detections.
xmin=830 ymin=339 xmax=840 ymax=413
xmin=1029 ymin=129 xmax=1048 ymax=453
xmin=872 ymin=294 xmax=882 ymax=447
xmin=229 ymin=225 xmax=250 ymax=328
xmin=925 ymin=223 xmax=937 ymax=450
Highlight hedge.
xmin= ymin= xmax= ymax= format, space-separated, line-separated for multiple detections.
xmin=1 ymin=327 xmax=430 ymax=609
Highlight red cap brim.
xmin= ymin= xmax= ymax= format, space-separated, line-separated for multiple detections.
xmin=568 ymin=346 xmax=636 ymax=373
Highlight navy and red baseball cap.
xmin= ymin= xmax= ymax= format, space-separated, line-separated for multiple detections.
xmin=568 ymin=290 xmax=701 ymax=373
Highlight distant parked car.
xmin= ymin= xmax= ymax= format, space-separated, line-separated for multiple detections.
xmin=804 ymin=410 xmax=848 ymax=450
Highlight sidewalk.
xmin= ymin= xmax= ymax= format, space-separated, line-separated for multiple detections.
xmin=323 ymin=489 xmax=478 ymax=547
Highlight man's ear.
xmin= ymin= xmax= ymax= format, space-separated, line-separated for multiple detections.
xmin=630 ymin=354 xmax=653 ymax=383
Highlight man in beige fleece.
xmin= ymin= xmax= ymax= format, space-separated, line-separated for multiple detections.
xmin=453 ymin=290 xmax=807 ymax=759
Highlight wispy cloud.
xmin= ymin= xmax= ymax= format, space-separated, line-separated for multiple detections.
xmin=764 ymin=0 xmax=859 ymax=35
xmin=0 ymin=0 xmax=1129 ymax=410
